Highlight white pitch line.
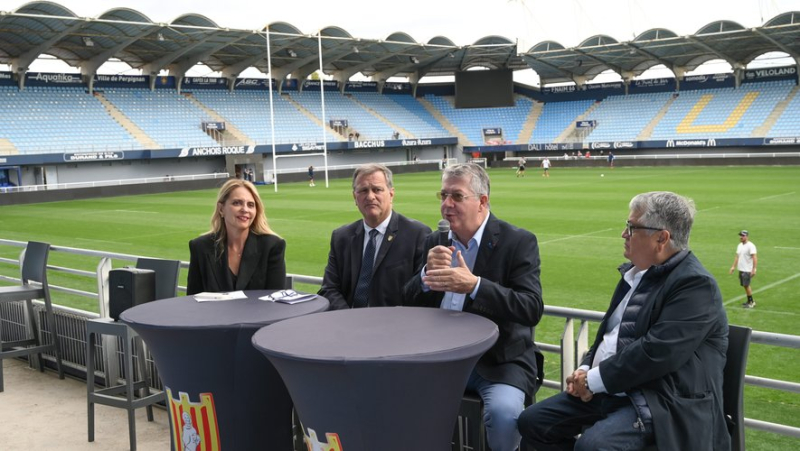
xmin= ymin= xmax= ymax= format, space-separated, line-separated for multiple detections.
xmin=699 ymin=192 xmax=795 ymax=213
xmin=753 ymin=192 xmax=795 ymax=202
xmin=540 ymin=228 xmax=615 ymax=245
xmin=724 ymin=272 xmax=800 ymax=306
xmin=114 ymin=210 xmax=159 ymax=214
xmin=775 ymin=247 xmax=800 ymax=251
xmin=74 ymin=237 xmax=127 ymax=245
xmin=735 ymin=308 xmax=800 ymax=317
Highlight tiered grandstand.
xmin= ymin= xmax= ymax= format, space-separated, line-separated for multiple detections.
xmin=2 ymin=77 xmax=800 ymax=155
xmin=0 ymin=2 xmax=798 ymax=190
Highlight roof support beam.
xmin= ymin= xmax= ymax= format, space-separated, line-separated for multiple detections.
xmin=81 ymin=28 xmax=157 ymax=92
xmin=12 ymin=20 xmax=84 ymax=83
xmin=752 ymin=28 xmax=799 ymax=59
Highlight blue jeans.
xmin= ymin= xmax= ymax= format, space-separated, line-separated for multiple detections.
xmin=518 ymin=392 xmax=654 ymax=451
xmin=466 ymin=371 xmax=525 ymax=451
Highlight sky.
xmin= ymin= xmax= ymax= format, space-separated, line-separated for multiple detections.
xmin=1 ymin=0 xmax=798 ymax=83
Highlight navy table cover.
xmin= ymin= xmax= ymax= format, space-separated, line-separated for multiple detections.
xmin=252 ymin=306 xmax=498 ymax=451
xmin=121 ymin=290 xmax=328 ymax=451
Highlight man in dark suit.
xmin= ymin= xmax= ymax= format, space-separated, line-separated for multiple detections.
xmin=403 ymin=163 xmax=543 ymax=451
xmin=319 ymin=163 xmax=430 ymax=310
xmin=518 ymin=191 xmax=729 ymax=451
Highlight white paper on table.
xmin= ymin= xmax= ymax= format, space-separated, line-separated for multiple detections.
xmin=193 ymin=291 xmax=248 ymax=302
xmin=259 ymin=290 xmax=318 ymax=304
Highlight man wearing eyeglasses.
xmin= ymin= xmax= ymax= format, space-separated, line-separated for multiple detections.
xmin=319 ymin=163 xmax=430 ymax=310
xmin=519 ymin=191 xmax=729 ymax=451
xmin=403 ymin=163 xmax=544 ymax=451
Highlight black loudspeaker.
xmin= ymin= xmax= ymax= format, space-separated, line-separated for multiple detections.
xmin=109 ymin=268 xmax=155 ymax=321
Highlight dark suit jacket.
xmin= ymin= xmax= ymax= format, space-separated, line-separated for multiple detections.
xmin=318 ymin=211 xmax=430 ymax=310
xmin=403 ymin=213 xmax=544 ymax=397
xmin=581 ymin=251 xmax=729 ymax=450
xmin=187 ymin=232 xmax=287 ymax=295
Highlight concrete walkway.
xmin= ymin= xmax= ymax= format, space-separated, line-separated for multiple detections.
xmin=0 ymin=359 xmax=171 ymax=451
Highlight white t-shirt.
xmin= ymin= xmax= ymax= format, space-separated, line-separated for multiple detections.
xmin=736 ymin=241 xmax=757 ymax=272
xmin=542 ymin=159 xmax=551 ymax=169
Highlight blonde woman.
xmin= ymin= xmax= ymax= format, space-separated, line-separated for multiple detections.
xmin=187 ymin=179 xmax=286 ymax=294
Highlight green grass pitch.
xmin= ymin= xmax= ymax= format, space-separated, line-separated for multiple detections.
xmin=1 ymin=165 xmax=798 ymax=448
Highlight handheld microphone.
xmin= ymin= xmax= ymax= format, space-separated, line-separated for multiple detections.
xmin=437 ymin=219 xmax=451 ymax=247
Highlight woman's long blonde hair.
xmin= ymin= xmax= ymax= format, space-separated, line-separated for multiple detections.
xmin=209 ymin=179 xmax=277 ymax=252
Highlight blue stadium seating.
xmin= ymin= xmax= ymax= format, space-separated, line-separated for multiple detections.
xmin=768 ymin=86 xmax=800 ymax=137
xmin=425 ymin=95 xmax=533 ymax=145
xmin=530 ymin=99 xmax=594 ymax=144
xmin=102 ymin=88 xmax=219 ymax=148
xmin=0 ymin=86 xmax=136 ymax=154
xmin=1 ymin=80 xmax=799 ymax=156
xmin=650 ymin=81 xmax=794 ymax=140
xmin=584 ymin=92 xmax=673 ymax=142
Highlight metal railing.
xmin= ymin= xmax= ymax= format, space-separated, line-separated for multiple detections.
xmin=0 ymin=239 xmax=798 ymax=439
xmin=504 ymin=152 xmax=800 ymax=161
xmin=0 ymin=172 xmax=229 ymax=194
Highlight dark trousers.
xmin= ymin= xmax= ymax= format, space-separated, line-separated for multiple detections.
xmin=518 ymin=392 xmax=654 ymax=451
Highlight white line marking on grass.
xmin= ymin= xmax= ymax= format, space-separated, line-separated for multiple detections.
xmin=74 ymin=237 xmax=126 ymax=245
xmin=698 ymin=192 xmax=795 ymax=214
xmin=114 ymin=210 xmax=158 ymax=214
xmin=775 ymin=247 xmax=800 ymax=251
xmin=734 ymin=308 xmax=800 ymax=317
xmin=724 ymin=272 xmax=800 ymax=306
xmin=754 ymin=192 xmax=795 ymax=202
xmin=540 ymin=228 xmax=615 ymax=245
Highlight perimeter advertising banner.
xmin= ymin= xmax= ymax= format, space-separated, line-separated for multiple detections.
xmin=25 ymin=72 xmax=84 ymax=87
xmin=94 ymin=74 xmax=149 ymax=88
xmin=0 ymin=71 xmax=15 ymax=86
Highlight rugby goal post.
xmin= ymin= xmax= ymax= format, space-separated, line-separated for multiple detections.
xmin=468 ymin=157 xmax=488 ymax=169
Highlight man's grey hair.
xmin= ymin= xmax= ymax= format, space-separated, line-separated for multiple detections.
xmin=630 ymin=191 xmax=696 ymax=250
xmin=352 ymin=163 xmax=393 ymax=190
xmin=443 ymin=163 xmax=490 ymax=199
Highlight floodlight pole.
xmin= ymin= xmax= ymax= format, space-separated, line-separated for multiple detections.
xmin=318 ymin=31 xmax=330 ymax=188
xmin=266 ymin=29 xmax=279 ymax=192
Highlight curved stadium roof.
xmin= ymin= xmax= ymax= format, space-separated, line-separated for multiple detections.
xmin=0 ymin=2 xmax=798 ymax=89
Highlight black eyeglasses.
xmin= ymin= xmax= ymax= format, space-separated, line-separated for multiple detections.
xmin=436 ymin=191 xmax=480 ymax=202
xmin=625 ymin=220 xmax=663 ymax=236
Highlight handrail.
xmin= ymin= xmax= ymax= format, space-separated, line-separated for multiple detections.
xmin=0 ymin=238 xmax=798 ymax=439
xmin=0 ymin=172 xmax=230 ymax=194
xmin=504 ymin=152 xmax=800 ymax=161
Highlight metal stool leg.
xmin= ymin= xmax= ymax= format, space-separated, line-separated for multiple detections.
xmin=23 ymin=299 xmax=44 ymax=372
xmin=87 ymin=329 xmax=97 ymax=443
xmin=134 ymin=337 xmax=154 ymax=422
xmin=123 ymin=329 xmax=138 ymax=451
xmin=42 ymin=296 xmax=64 ymax=379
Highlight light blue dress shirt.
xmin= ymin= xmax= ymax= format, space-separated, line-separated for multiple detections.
xmin=421 ymin=213 xmax=489 ymax=311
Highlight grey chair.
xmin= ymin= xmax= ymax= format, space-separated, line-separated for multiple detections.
xmin=0 ymin=241 xmax=64 ymax=392
xmin=451 ymin=392 xmax=535 ymax=451
xmin=86 ymin=257 xmax=180 ymax=450
xmin=725 ymin=325 xmax=752 ymax=451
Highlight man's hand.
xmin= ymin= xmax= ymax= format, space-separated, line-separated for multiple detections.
xmin=565 ymin=369 xmax=594 ymax=402
xmin=423 ymin=250 xmax=478 ymax=294
xmin=426 ymin=245 xmax=454 ymax=272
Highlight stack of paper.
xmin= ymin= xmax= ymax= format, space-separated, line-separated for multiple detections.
xmin=259 ymin=290 xmax=318 ymax=304
xmin=194 ymin=291 xmax=248 ymax=302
